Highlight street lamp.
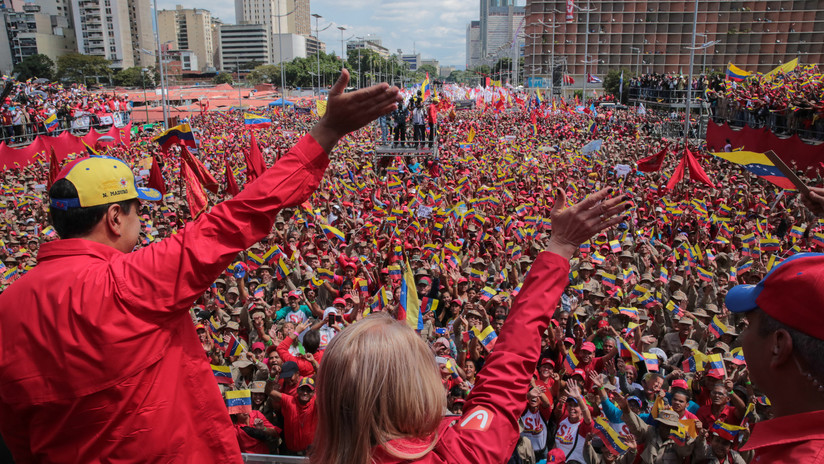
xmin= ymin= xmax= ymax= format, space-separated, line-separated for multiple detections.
xmin=630 ymin=47 xmax=641 ymax=76
xmin=337 ymin=26 xmax=347 ymax=63
xmin=683 ymin=0 xmax=700 ymax=152
xmin=694 ymin=34 xmax=721 ymax=75
xmin=140 ymin=48 xmax=168 ymax=128
xmin=574 ymin=2 xmax=596 ymax=101
xmin=311 ymin=14 xmax=332 ymax=94
xmin=141 ymin=67 xmax=149 ymax=123
xmin=537 ymin=18 xmax=560 ymax=97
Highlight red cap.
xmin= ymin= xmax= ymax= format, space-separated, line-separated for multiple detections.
xmin=333 ymin=297 xmax=346 ymax=306
xmin=597 ymin=320 xmax=610 ymax=329
xmin=580 ymin=341 xmax=596 ymax=353
xmin=727 ymin=253 xmax=824 ymax=339
xmin=571 ymin=368 xmax=586 ymax=378
xmin=671 ymin=379 xmax=689 ymax=390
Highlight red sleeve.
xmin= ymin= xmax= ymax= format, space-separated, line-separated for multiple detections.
xmin=276 ymin=336 xmax=298 ymax=365
xmin=111 ymin=135 xmax=328 ymax=316
xmin=594 ymin=356 xmax=606 ymax=372
xmin=436 ymin=252 xmax=570 ymax=463
xmin=578 ymin=419 xmax=593 ymax=437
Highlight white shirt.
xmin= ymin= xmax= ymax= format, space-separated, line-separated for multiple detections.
xmin=554 ymin=417 xmax=586 ymax=463
xmin=520 ymin=408 xmax=547 ymax=452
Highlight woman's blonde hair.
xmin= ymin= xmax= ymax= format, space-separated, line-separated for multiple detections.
xmin=310 ymin=313 xmax=446 ymax=464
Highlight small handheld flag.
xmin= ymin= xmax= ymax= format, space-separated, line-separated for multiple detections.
xmin=211 ymin=364 xmax=233 ymax=385
xmin=225 ymin=390 xmax=252 ymax=414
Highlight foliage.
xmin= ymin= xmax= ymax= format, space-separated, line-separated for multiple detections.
xmin=418 ymin=64 xmax=438 ymax=78
xmin=247 ymin=65 xmax=282 ymax=85
xmin=56 ymin=53 xmax=112 ymax=85
xmin=213 ymin=72 xmax=233 ymax=85
xmin=604 ymin=68 xmax=633 ymax=103
xmin=13 ymin=54 xmax=54 ymax=81
xmin=112 ymin=66 xmax=157 ymax=88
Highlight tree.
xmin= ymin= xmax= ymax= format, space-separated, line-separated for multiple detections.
xmin=418 ymin=64 xmax=438 ymax=78
xmin=13 ymin=54 xmax=54 ymax=81
xmin=213 ymin=73 xmax=233 ymax=85
xmin=247 ymin=64 xmax=281 ymax=85
xmin=604 ymin=68 xmax=632 ymax=103
xmin=113 ymin=66 xmax=157 ymax=88
xmin=56 ymin=53 xmax=112 ymax=85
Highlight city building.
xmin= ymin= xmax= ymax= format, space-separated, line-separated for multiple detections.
xmin=218 ymin=23 xmax=271 ymax=71
xmin=524 ymin=0 xmax=824 ymax=80
xmin=286 ymin=0 xmax=310 ymax=36
xmin=421 ymin=58 xmax=439 ymax=70
xmin=401 ymin=52 xmax=420 ymax=71
xmin=234 ymin=0 xmax=321 ymax=59
xmin=305 ymin=34 xmax=325 ymax=56
xmin=439 ymin=65 xmax=455 ymax=78
xmin=272 ymin=32 xmax=306 ymax=63
xmin=486 ymin=5 xmax=525 ymax=60
xmin=210 ymin=16 xmax=222 ymax=69
xmin=480 ymin=0 xmax=518 ymax=58
xmin=0 ymin=3 xmax=76 ymax=73
xmin=70 ymin=0 xmax=153 ymax=69
xmin=465 ymin=20 xmax=481 ymax=69
xmin=157 ymin=5 xmax=215 ymax=71
xmin=346 ymin=35 xmax=389 ymax=59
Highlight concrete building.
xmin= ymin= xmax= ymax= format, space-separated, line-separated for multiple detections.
xmin=480 ymin=0 xmax=517 ymax=58
xmin=401 ymin=52 xmax=420 ymax=71
xmin=157 ymin=6 xmax=214 ymax=71
xmin=234 ymin=0 xmax=287 ymax=32
xmin=286 ymin=0 xmax=309 ymax=36
xmin=439 ymin=65 xmax=455 ymax=78
xmin=272 ymin=32 xmax=305 ymax=63
xmin=421 ymin=58 xmax=439 ymax=71
xmin=486 ymin=5 xmax=525 ymax=59
xmin=346 ymin=34 xmax=389 ymax=59
xmin=210 ymin=16 xmax=222 ymax=69
xmin=305 ymin=34 xmax=325 ymax=56
xmin=466 ymin=20 xmax=481 ymax=69
xmin=219 ymin=23 xmax=271 ymax=71
xmin=524 ymin=0 xmax=824 ymax=79
xmin=70 ymin=0 xmax=153 ymax=69
xmin=0 ymin=3 xmax=76 ymax=72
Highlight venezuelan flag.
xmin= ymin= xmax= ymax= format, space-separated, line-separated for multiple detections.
xmin=618 ymin=337 xmax=643 ymax=363
xmin=730 ymin=347 xmax=746 ymax=366
xmin=44 ymin=113 xmax=58 ymax=132
xmin=480 ymin=286 xmax=497 ymax=301
xmin=472 ymin=325 xmax=498 ymax=350
xmin=224 ymin=334 xmax=245 ymax=357
xmin=398 ymin=259 xmax=421 ymax=330
xmin=706 ymin=353 xmax=726 ymax=378
xmin=642 ymin=352 xmax=660 ymax=371
xmin=593 ymin=417 xmax=630 ymax=455
xmin=696 ymin=266 xmax=714 ymax=282
xmin=563 ymin=347 xmax=579 ymax=373
xmin=211 ymin=364 xmax=233 ymax=384
xmin=225 ymin=390 xmax=252 ymax=414
xmin=618 ymin=307 xmax=638 ymax=319
xmin=243 ymin=112 xmax=272 ymax=128
xmin=420 ymin=72 xmax=431 ymax=99
xmin=726 ymin=63 xmax=752 ymax=82
xmin=152 ymin=123 xmax=198 ymax=151
xmin=321 ymin=223 xmax=346 ymax=243
xmin=711 ymin=151 xmax=796 ymax=190
xmin=712 ymin=421 xmax=745 ymax=441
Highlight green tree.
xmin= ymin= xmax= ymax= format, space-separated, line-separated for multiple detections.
xmin=213 ymin=72 xmax=233 ymax=85
xmin=112 ymin=66 xmax=157 ymax=88
xmin=56 ymin=53 xmax=112 ymax=85
xmin=247 ymin=64 xmax=281 ymax=85
xmin=418 ymin=63 xmax=438 ymax=78
xmin=13 ymin=54 xmax=54 ymax=81
xmin=603 ymin=68 xmax=632 ymax=103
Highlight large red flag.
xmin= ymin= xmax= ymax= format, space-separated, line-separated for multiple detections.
xmin=244 ymin=132 xmax=266 ymax=182
xmin=666 ymin=153 xmax=687 ymax=191
xmin=685 ymin=147 xmax=714 ymax=188
xmin=180 ymin=146 xmax=219 ymax=194
xmin=147 ymin=155 xmax=167 ymax=197
xmin=181 ymin=159 xmax=208 ymax=218
xmin=47 ymin=147 xmax=60 ymax=189
xmin=225 ymin=158 xmax=240 ymax=197
xmin=637 ymin=144 xmax=668 ymax=172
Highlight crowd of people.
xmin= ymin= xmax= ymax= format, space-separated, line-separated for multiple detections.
xmin=628 ymin=64 xmax=824 ymax=140
xmin=2 ymin=70 xmax=824 ymax=463
xmin=0 ymin=77 xmax=130 ymax=144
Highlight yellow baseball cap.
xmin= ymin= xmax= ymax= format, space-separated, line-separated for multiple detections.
xmin=49 ymin=156 xmax=162 ymax=210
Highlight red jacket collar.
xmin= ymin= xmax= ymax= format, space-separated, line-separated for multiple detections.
xmin=36 ymin=238 xmax=124 ymax=262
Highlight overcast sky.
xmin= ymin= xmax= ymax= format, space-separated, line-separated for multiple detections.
xmin=156 ymin=0 xmax=485 ymax=68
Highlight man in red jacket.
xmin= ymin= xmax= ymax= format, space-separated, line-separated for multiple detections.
xmin=0 ymin=69 xmax=400 ymax=463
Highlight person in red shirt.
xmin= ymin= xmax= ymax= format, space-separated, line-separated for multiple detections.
xmin=726 ymin=253 xmax=824 ymax=463
xmin=270 ymin=377 xmax=318 ymax=454
xmin=310 ymin=187 xmax=630 ymax=464
xmin=696 ymin=382 xmax=742 ymax=429
xmin=232 ymin=409 xmax=280 ymax=454
xmin=0 ymin=69 xmax=402 ymax=463
xmin=577 ymin=340 xmax=618 ymax=391
xmin=276 ymin=321 xmax=323 ymax=377
xmin=426 ymin=99 xmax=439 ymax=148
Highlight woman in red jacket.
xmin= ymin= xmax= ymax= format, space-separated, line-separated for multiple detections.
xmin=312 ymin=187 xmax=631 ymax=464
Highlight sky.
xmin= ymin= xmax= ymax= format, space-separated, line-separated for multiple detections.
xmin=156 ymin=0 xmax=484 ymax=68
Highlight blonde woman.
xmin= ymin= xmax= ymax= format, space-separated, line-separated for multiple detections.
xmin=312 ymin=187 xmax=631 ymax=464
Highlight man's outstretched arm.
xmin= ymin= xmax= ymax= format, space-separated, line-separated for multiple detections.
xmin=114 ymin=69 xmax=402 ymax=315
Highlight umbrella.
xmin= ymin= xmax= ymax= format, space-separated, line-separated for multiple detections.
xmin=268 ymin=98 xmax=294 ymax=107
xmin=97 ymin=135 xmax=115 ymax=143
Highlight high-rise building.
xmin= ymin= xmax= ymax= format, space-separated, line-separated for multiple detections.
xmin=401 ymin=53 xmax=420 ymax=71
xmin=272 ymin=32 xmax=306 ymax=63
xmin=346 ymin=35 xmax=389 ymax=59
xmin=0 ymin=3 xmax=76 ymax=74
xmin=219 ymin=23 xmax=271 ymax=71
xmin=479 ymin=0 xmax=516 ymax=58
xmin=466 ymin=20 xmax=481 ymax=69
xmin=70 ymin=0 xmax=153 ymax=69
xmin=158 ymin=6 xmax=215 ymax=71
xmin=486 ymin=5 xmax=524 ymax=60
xmin=286 ymin=0 xmax=310 ymax=36
xmin=525 ymin=0 xmax=824 ymax=80
xmin=210 ymin=16 xmax=222 ymax=69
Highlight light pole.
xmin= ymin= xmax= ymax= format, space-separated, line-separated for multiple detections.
xmin=538 ymin=18 xmax=560 ymax=97
xmin=630 ymin=47 xmax=641 ymax=76
xmin=311 ymin=14 xmax=331 ymax=94
xmin=141 ymin=67 xmax=149 ymax=123
xmin=355 ymin=36 xmax=363 ymax=88
xmin=694 ymin=34 xmax=721 ymax=75
xmin=574 ymin=3 xmax=596 ymax=101
xmin=683 ymin=0 xmax=699 ymax=152
xmin=150 ymin=0 xmax=169 ymax=128
xmin=337 ymin=26 xmax=347 ymax=63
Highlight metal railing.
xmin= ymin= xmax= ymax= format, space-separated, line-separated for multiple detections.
xmin=0 ymin=111 xmax=132 ymax=146
xmin=241 ymin=453 xmax=307 ymax=463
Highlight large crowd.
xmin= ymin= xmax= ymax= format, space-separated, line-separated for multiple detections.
xmin=2 ymin=75 xmax=823 ymax=463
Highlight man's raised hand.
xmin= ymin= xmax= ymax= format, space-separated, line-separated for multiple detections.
xmin=310 ymin=69 xmax=402 ymax=153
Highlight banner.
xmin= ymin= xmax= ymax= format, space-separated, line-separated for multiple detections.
xmin=566 ymin=0 xmax=575 ymax=21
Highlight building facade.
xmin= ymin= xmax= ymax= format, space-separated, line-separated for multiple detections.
xmin=158 ymin=6 xmax=215 ymax=71
xmin=272 ymin=32 xmax=306 ymax=63
xmin=466 ymin=20 xmax=481 ymax=69
xmin=401 ymin=52 xmax=420 ymax=71
xmin=346 ymin=35 xmax=389 ymax=59
xmin=0 ymin=3 xmax=76 ymax=72
xmin=70 ymin=0 xmax=153 ymax=69
xmin=219 ymin=23 xmax=271 ymax=71
xmin=525 ymin=0 xmax=824 ymax=80
xmin=286 ymin=0 xmax=310 ymax=36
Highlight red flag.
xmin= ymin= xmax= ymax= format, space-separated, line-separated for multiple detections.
xmin=147 ymin=155 xmax=167 ymax=197
xmin=244 ymin=132 xmax=266 ymax=182
xmin=666 ymin=153 xmax=687 ymax=191
xmin=48 ymin=147 xmax=60 ymax=189
xmin=181 ymin=159 xmax=208 ymax=218
xmin=637 ymin=144 xmax=668 ymax=172
xmin=225 ymin=158 xmax=240 ymax=197
xmin=685 ymin=147 xmax=714 ymax=188
xmin=180 ymin=146 xmax=219 ymax=194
